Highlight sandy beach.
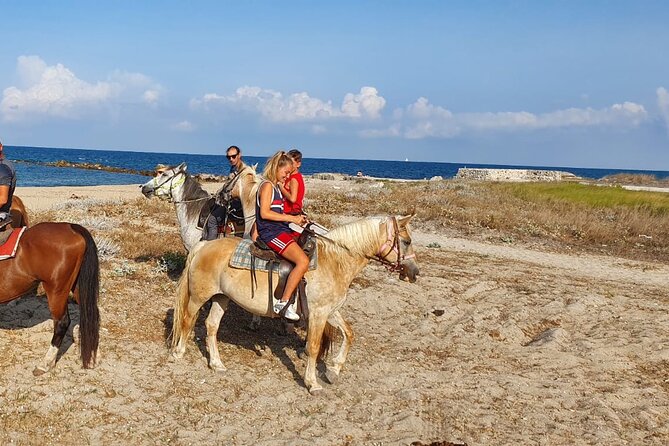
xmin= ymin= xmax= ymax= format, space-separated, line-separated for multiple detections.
xmin=1 ymin=178 xmax=668 ymax=445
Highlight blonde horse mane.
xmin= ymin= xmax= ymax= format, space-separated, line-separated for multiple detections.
xmin=317 ymin=216 xmax=385 ymax=260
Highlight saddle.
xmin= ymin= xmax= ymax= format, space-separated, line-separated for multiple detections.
xmin=250 ymin=228 xmax=318 ymax=320
xmin=197 ymin=198 xmax=244 ymax=237
xmin=0 ymin=216 xmax=13 ymax=243
xmin=0 ymin=225 xmax=26 ymax=260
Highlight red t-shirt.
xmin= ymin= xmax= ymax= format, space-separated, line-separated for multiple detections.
xmin=283 ymin=172 xmax=305 ymax=214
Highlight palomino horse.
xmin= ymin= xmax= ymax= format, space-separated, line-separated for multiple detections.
xmin=172 ymin=214 xmax=419 ymax=394
xmin=9 ymin=195 xmax=30 ymax=227
xmin=140 ymin=163 xmax=258 ymax=251
xmin=0 ymin=223 xmax=100 ymax=374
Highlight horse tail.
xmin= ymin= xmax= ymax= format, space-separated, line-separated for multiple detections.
xmin=71 ymin=224 xmax=100 ymax=369
xmin=318 ymin=322 xmax=337 ymax=360
xmin=171 ymin=243 xmax=202 ymax=349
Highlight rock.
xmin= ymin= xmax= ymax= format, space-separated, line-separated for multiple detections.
xmin=455 ymin=167 xmax=580 ymax=182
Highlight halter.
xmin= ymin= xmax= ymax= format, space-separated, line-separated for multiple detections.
xmin=374 ymin=216 xmax=416 ymax=272
xmin=150 ymin=171 xmax=188 ymax=202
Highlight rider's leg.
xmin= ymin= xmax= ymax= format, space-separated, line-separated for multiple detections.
xmin=202 ymin=214 xmax=218 ymax=241
xmin=277 ymin=242 xmax=309 ymax=302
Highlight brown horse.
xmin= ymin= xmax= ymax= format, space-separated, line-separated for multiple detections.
xmin=0 ymin=222 xmax=100 ymax=374
xmin=9 ymin=195 xmax=30 ymax=227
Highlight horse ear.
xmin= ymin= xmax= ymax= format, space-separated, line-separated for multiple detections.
xmin=252 ymin=163 xmax=259 ymax=172
xmin=177 ymin=162 xmax=187 ymax=172
xmin=397 ymin=214 xmax=414 ymax=227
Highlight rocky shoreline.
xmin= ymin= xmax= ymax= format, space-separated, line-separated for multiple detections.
xmin=455 ymin=167 xmax=580 ymax=182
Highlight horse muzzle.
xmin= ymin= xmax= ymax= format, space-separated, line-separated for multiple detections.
xmin=140 ymin=184 xmax=156 ymax=198
xmin=399 ymin=259 xmax=419 ymax=283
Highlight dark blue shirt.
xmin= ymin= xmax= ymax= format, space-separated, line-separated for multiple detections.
xmin=255 ymin=181 xmax=290 ymax=242
xmin=0 ymin=158 xmax=16 ymax=213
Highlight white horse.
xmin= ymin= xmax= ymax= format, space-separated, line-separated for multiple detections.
xmin=141 ymin=163 xmax=267 ymax=331
xmin=171 ymin=214 xmax=420 ymax=394
xmin=140 ymin=163 xmax=258 ymax=251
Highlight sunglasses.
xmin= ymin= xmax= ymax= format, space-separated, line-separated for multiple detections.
xmin=226 ymin=153 xmax=238 ymax=160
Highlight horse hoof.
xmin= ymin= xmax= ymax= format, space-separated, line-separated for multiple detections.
xmin=172 ymin=351 xmax=184 ymax=360
xmin=32 ymin=366 xmax=48 ymax=376
xmin=308 ymin=386 xmax=323 ymax=396
xmin=210 ymin=364 xmax=227 ymax=374
xmin=324 ymin=369 xmax=339 ymax=384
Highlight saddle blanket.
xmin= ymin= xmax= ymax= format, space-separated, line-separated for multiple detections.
xmin=0 ymin=227 xmax=27 ymax=260
xmin=229 ymin=238 xmax=317 ymax=272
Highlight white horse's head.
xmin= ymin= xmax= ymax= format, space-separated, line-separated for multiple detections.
xmin=140 ymin=162 xmax=188 ymax=201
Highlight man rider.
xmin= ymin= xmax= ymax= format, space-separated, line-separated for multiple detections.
xmin=202 ymin=145 xmax=248 ymax=240
xmin=0 ymin=140 xmax=17 ymax=227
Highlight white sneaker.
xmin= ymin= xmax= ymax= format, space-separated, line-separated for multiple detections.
xmin=273 ymin=300 xmax=300 ymax=321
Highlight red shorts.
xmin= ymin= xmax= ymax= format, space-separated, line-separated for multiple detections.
xmin=266 ymin=232 xmax=297 ymax=255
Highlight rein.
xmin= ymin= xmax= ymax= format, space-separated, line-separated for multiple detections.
xmin=151 ymin=172 xmax=210 ymax=204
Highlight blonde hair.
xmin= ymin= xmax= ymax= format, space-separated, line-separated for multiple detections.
xmin=262 ymin=150 xmax=293 ymax=184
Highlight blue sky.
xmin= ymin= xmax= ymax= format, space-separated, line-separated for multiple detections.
xmin=1 ymin=1 xmax=668 ymax=169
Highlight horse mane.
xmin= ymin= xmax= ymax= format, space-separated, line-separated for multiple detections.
xmin=317 ymin=216 xmax=384 ymax=260
xmin=182 ymin=175 xmax=211 ymax=222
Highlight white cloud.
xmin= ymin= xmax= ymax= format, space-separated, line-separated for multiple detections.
xmin=1 ymin=56 xmax=162 ymax=122
xmin=173 ymin=120 xmax=194 ymax=132
xmin=341 ymin=86 xmax=386 ymax=118
xmin=658 ymin=87 xmax=669 ymax=132
xmin=191 ymin=86 xmax=386 ymax=122
xmin=142 ymin=89 xmax=161 ymax=105
xmin=366 ymin=97 xmax=649 ymax=139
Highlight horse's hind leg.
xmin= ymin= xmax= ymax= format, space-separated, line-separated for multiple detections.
xmin=324 ymin=310 xmax=354 ymax=385
xmin=173 ymin=297 xmax=203 ymax=359
xmin=33 ymin=289 xmax=71 ymax=376
xmin=205 ymin=295 xmax=229 ymax=373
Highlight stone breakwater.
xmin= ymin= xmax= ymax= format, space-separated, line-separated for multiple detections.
xmin=455 ymin=168 xmax=580 ymax=182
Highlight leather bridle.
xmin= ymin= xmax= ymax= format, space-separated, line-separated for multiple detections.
xmin=374 ymin=216 xmax=416 ymax=272
xmin=303 ymin=216 xmax=415 ymax=273
xmin=150 ymin=171 xmax=187 ymax=202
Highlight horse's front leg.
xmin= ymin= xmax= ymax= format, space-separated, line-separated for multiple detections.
xmin=304 ymin=313 xmax=328 ymax=394
xmin=324 ymin=310 xmax=354 ymax=384
xmin=33 ymin=295 xmax=70 ymax=376
xmin=205 ymin=295 xmax=229 ymax=373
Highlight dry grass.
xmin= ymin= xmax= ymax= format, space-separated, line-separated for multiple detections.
xmin=600 ymin=173 xmax=669 ymax=186
xmin=307 ymin=179 xmax=669 ymax=263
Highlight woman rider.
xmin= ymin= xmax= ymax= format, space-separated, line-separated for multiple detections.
xmin=256 ymin=151 xmax=308 ymax=321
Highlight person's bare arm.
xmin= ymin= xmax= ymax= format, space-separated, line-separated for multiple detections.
xmin=259 ymin=183 xmax=305 ymax=225
xmin=279 ymin=177 xmax=299 ymax=203
xmin=0 ymin=185 xmax=9 ymax=209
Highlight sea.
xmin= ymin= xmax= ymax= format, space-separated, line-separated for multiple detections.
xmin=5 ymin=145 xmax=669 ymax=187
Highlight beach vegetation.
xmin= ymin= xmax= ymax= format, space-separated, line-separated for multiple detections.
xmin=306 ymin=179 xmax=669 ymax=262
